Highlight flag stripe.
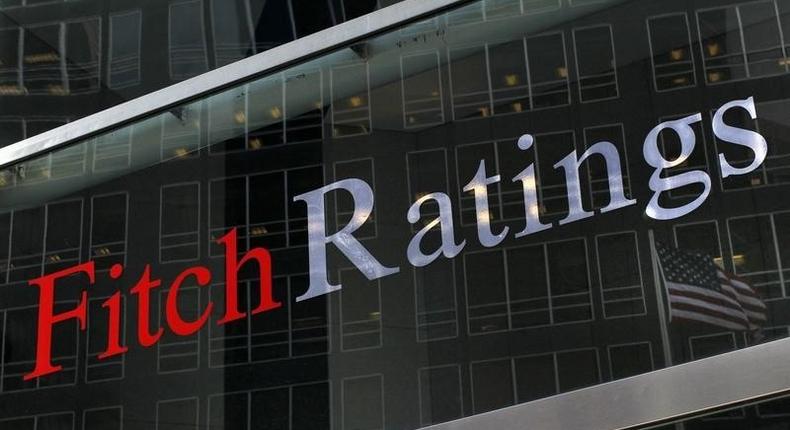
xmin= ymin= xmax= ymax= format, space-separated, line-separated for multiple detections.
xmin=668 ymin=296 xmax=749 ymax=325
xmin=667 ymin=282 xmax=744 ymax=311
xmin=671 ymin=309 xmax=749 ymax=331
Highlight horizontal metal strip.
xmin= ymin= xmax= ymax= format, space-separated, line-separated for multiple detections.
xmin=420 ymin=338 xmax=790 ymax=430
xmin=0 ymin=0 xmax=471 ymax=169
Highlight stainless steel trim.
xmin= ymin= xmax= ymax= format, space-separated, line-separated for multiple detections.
xmin=0 ymin=0 xmax=471 ymax=168
xmin=421 ymin=337 xmax=790 ymax=430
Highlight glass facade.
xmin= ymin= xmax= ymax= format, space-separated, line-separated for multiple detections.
xmin=2 ymin=0 xmax=790 ymax=428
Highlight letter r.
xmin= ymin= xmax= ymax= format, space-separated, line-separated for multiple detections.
xmin=293 ymin=178 xmax=399 ymax=302
xmin=24 ymin=261 xmax=95 ymax=380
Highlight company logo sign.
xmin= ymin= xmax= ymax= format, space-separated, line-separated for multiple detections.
xmin=24 ymin=97 xmax=767 ymax=380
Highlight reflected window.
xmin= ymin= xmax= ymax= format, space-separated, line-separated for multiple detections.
xmin=697 ymin=1 xmax=787 ymax=84
xmin=83 ymin=407 xmax=122 ymax=430
xmin=169 ymin=0 xmax=209 ymax=80
xmin=209 ymin=275 xmax=328 ymax=367
xmin=342 ymin=375 xmax=384 ymax=430
xmin=90 ymin=193 xmax=128 ymax=272
xmin=2 ymin=305 xmax=78 ymax=392
xmin=156 ymin=398 xmax=198 ymax=430
xmin=471 ymin=348 xmax=600 ymax=413
xmin=8 ymin=206 xmax=44 ymax=283
xmin=0 ymin=412 xmax=74 ymax=430
xmin=526 ymin=32 xmax=570 ymax=109
xmin=211 ymin=0 xmax=255 ymax=66
xmin=596 ymin=232 xmax=645 ymax=318
xmin=414 ymin=258 xmax=458 ymax=341
xmin=65 ymin=18 xmax=101 ymax=94
xmin=647 ymin=13 xmax=696 ymax=91
xmin=727 ymin=211 xmax=790 ymax=300
xmin=0 ymin=28 xmax=22 ymax=95
xmin=465 ymin=239 xmax=593 ymax=334
xmin=0 ymin=119 xmax=24 ymax=149
xmin=247 ymin=77 xmax=285 ymax=149
xmin=160 ymin=182 xmax=200 ymax=263
xmin=85 ymin=296 xmax=125 ymax=382
xmin=401 ymin=51 xmax=444 ymax=128
xmin=289 ymin=0 xmax=335 ymax=38
xmin=209 ymin=382 xmax=330 ymax=429
xmin=44 ymin=199 xmax=83 ymax=274
xmin=23 ymin=24 xmax=63 ymax=95
xmin=485 ymin=0 xmax=522 ymax=19
xmin=419 ymin=365 xmax=463 ymax=426
xmin=285 ymin=70 xmax=324 ymax=144
xmin=448 ymin=45 xmax=491 ymax=119
xmin=93 ymin=128 xmax=132 ymax=173
xmin=607 ymin=342 xmax=653 ymax=380
xmin=573 ymin=25 xmax=618 ymax=101
xmin=340 ymin=268 xmax=382 ymax=351
xmin=331 ymin=62 xmax=371 ymax=138
xmin=209 ymin=166 xmax=321 ymax=254
xmin=674 ymin=221 xmax=722 ymax=264
xmin=108 ymin=11 xmax=141 ymax=89
xmin=446 ymin=3 xmax=484 ymax=26
xmin=158 ymin=288 xmax=200 ymax=373
xmin=161 ymin=102 xmax=203 ymax=160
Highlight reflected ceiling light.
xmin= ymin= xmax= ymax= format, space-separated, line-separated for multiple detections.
xmin=234 ymin=111 xmax=246 ymax=124
xmin=708 ymin=72 xmax=722 ymax=83
xmin=556 ymin=66 xmax=568 ymax=78
xmin=250 ymin=226 xmax=268 ymax=236
xmin=248 ymin=138 xmax=263 ymax=149
xmin=670 ymin=48 xmax=685 ymax=61
xmin=706 ymin=42 xmax=721 ymax=57
xmin=48 ymin=85 xmax=68 ymax=96
xmin=0 ymin=85 xmax=24 ymax=95
xmin=505 ymin=74 xmax=519 ymax=86
xmin=24 ymin=52 xmax=59 ymax=64
xmin=512 ymin=102 xmax=523 ymax=112
xmin=349 ymin=96 xmax=363 ymax=108
xmin=269 ymin=106 xmax=282 ymax=119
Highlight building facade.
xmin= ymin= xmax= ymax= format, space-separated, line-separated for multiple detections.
xmin=1 ymin=0 xmax=790 ymax=429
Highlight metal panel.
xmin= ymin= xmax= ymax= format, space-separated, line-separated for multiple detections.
xmin=421 ymin=338 xmax=790 ymax=429
xmin=0 ymin=0 xmax=473 ymax=169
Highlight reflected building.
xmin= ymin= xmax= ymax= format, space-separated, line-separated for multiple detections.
xmin=1 ymin=0 xmax=790 ymax=429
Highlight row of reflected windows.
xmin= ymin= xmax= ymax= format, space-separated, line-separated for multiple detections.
xmin=4 ymin=330 xmax=790 ymax=429
xmin=1 ymin=192 xmax=790 ymax=381
xmin=0 ymin=0 xmax=377 ymax=93
xmin=2 ymin=90 xmax=789 ymax=193
xmin=3 ymin=0 xmax=790 ymax=99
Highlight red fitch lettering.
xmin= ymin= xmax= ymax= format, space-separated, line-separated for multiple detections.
xmin=166 ymin=266 xmax=213 ymax=336
xmin=24 ymin=261 xmax=95 ymax=380
xmin=217 ymin=228 xmax=280 ymax=325
xmin=23 ymin=227 xmax=277 ymax=381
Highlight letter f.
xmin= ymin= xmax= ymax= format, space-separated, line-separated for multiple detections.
xmin=25 ymin=261 xmax=95 ymax=380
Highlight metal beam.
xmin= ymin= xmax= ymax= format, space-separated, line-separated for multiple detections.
xmin=421 ymin=338 xmax=790 ymax=430
xmin=0 ymin=0 xmax=472 ymax=168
